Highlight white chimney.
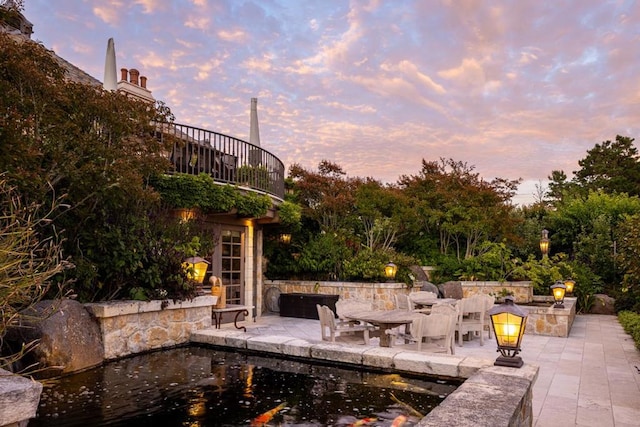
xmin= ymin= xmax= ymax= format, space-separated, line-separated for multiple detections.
xmin=249 ymin=98 xmax=261 ymax=147
xmin=103 ymin=38 xmax=117 ymax=91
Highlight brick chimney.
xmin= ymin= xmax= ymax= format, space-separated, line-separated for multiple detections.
xmin=140 ymin=76 xmax=147 ymax=88
xmin=129 ymin=68 xmax=139 ymax=86
xmin=120 ymin=68 xmax=128 ymax=81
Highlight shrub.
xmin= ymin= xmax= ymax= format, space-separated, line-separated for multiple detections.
xmin=618 ymin=311 xmax=640 ymax=350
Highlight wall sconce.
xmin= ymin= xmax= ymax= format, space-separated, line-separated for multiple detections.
xmin=539 ymin=229 xmax=550 ymax=258
xmin=179 ymin=208 xmax=198 ymax=223
xmin=183 ymin=256 xmax=209 ymax=284
xmin=487 ymin=296 xmax=528 ymax=368
xmin=384 ymin=262 xmax=398 ymax=279
xmin=279 ymin=233 xmax=292 ymax=244
xmin=550 ymin=280 xmax=566 ymax=308
xmin=564 ymin=278 xmax=575 ymax=296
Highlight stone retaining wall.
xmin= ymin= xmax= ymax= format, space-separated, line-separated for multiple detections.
xmin=265 ymin=280 xmax=407 ymax=311
xmin=85 ymin=296 xmax=216 ymax=360
xmin=522 ymin=297 xmax=576 ymax=337
xmin=461 ymin=281 xmax=533 ymax=303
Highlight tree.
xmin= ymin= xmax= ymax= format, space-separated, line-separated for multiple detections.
xmin=574 ymin=135 xmax=640 ymax=197
xmin=398 ymin=158 xmax=521 ymax=261
xmin=0 ymin=32 xmax=201 ymax=301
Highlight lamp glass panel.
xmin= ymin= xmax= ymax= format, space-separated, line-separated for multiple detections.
xmin=553 ymin=287 xmax=565 ymax=301
xmin=491 ymin=312 xmax=524 ymax=348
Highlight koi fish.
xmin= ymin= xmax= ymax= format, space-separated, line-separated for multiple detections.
xmin=250 ymin=402 xmax=286 ymax=427
xmin=391 ymin=415 xmax=408 ymax=427
xmin=348 ymin=416 xmax=377 ymax=426
xmin=390 ymin=392 xmax=424 ymax=419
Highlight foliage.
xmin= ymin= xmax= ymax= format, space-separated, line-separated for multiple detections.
xmin=149 ymin=173 xmax=271 ymax=218
xmin=0 ymin=33 xmax=209 ymax=302
xmin=0 ymin=178 xmax=70 ymax=371
xmin=277 ymin=200 xmax=302 ymax=229
xmin=398 ymin=158 xmax=521 ymax=261
xmin=614 ymin=213 xmax=640 ymax=312
xmin=236 ymin=165 xmax=271 ymax=189
xmin=295 ymin=232 xmax=352 ymax=281
xmin=618 ymin=311 xmax=640 ymax=350
xmin=511 ymin=254 xmax=573 ymax=295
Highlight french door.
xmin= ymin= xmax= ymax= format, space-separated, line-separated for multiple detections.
xmin=220 ymin=228 xmax=244 ymax=305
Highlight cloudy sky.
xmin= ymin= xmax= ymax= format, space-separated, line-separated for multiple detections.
xmin=23 ymin=0 xmax=640 ymax=205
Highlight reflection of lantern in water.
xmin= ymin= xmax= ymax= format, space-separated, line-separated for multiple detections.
xmin=243 ymin=365 xmax=254 ymax=399
xmin=187 ymin=391 xmax=207 ymax=419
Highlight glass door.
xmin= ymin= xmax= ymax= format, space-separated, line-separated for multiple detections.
xmin=220 ymin=228 xmax=244 ymax=305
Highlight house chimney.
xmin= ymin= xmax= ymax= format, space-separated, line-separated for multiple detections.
xmin=129 ymin=68 xmax=140 ymax=85
xmin=121 ymin=68 xmax=128 ymax=82
xmin=140 ymin=76 xmax=147 ymax=88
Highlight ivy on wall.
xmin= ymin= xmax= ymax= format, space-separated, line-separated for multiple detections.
xmin=150 ymin=173 xmax=272 ymax=218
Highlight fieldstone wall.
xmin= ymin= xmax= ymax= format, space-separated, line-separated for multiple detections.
xmin=461 ymin=281 xmax=533 ymax=303
xmin=85 ymin=296 xmax=216 ymax=360
xmin=264 ymin=280 xmax=407 ymax=311
xmin=522 ymin=297 xmax=576 ymax=337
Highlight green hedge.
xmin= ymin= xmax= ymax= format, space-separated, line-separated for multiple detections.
xmin=618 ymin=310 xmax=640 ymax=350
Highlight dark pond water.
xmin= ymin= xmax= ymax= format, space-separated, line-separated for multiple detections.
xmin=30 ymin=346 xmax=460 ymax=426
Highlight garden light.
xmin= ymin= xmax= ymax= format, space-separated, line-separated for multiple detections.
xmin=539 ymin=229 xmax=550 ymax=258
xmin=551 ymin=280 xmax=566 ymax=308
xmin=384 ymin=262 xmax=398 ymax=279
xmin=183 ymin=256 xmax=209 ymax=284
xmin=488 ymin=296 xmax=528 ymax=368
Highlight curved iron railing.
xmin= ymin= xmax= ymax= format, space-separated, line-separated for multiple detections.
xmin=156 ymin=122 xmax=285 ymax=200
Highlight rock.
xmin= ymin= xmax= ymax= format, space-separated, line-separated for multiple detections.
xmin=417 ymin=281 xmax=441 ymax=296
xmin=0 ymin=369 xmax=42 ymax=426
xmin=438 ymin=281 xmax=464 ymax=299
xmin=589 ymin=294 xmax=616 ymax=315
xmin=409 ymin=265 xmax=429 ymax=281
xmin=6 ymin=299 xmax=104 ymax=377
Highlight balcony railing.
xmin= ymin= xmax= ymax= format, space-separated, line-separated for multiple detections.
xmin=156 ymin=122 xmax=285 ymax=200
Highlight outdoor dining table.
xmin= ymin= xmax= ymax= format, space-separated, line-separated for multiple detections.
xmin=343 ymin=309 xmax=424 ymax=347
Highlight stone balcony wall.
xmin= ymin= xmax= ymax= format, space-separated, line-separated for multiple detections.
xmin=85 ymin=296 xmax=216 ymax=360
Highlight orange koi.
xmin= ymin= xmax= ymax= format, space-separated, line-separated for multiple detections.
xmin=391 ymin=414 xmax=407 ymax=427
xmin=250 ymin=402 xmax=286 ymax=427
xmin=348 ymin=417 xmax=377 ymax=427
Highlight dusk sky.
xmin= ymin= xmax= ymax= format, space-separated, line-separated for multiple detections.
xmin=23 ymin=0 xmax=640 ymax=205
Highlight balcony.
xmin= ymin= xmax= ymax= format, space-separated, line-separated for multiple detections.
xmin=156 ymin=122 xmax=285 ymax=200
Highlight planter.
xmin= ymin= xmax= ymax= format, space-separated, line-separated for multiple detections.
xmin=279 ymin=293 xmax=339 ymax=320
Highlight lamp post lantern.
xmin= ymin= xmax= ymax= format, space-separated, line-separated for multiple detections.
xmin=539 ymin=229 xmax=550 ymax=258
xmin=487 ymin=296 xmax=528 ymax=368
xmin=551 ymin=280 xmax=566 ymax=308
xmin=183 ymin=256 xmax=209 ymax=285
xmin=384 ymin=262 xmax=398 ymax=280
xmin=564 ymin=278 xmax=575 ymax=296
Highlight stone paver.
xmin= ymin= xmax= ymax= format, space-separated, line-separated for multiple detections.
xmin=205 ymin=313 xmax=640 ymax=426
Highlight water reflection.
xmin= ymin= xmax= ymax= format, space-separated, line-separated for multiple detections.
xmin=31 ymin=346 xmax=459 ymax=426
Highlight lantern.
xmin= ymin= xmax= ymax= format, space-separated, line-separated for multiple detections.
xmin=384 ymin=262 xmax=398 ymax=279
xmin=183 ymin=256 xmax=209 ymax=284
xmin=487 ymin=296 xmax=528 ymax=368
xmin=564 ymin=278 xmax=575 ymax=295
xmin=539 ymin=229 xmax=550 ymax=258
xmin=550 ymin=280 xmax=566 ymax=308
xmin=279 ymin=233 xmax=292 ymax=244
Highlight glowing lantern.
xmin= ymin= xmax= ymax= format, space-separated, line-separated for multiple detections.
xmin=487 ymin=296 xmax=528 ymax=368
xmin=550 ymin=280 xmax=566 ymax=308
xmin=183 ymin=256 xmax=209 ymax=284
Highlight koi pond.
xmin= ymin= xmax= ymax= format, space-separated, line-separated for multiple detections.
xmin=31 ymin=346 xmax=460 ymax=426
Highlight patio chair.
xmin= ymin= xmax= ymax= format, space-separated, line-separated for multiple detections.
xmin=397 ymin=308 xmax=456 ymax=354
xmin=394 ymin=293 xmax=414 ymax=311
xmin=455 ymin=294 xmax=489 ymax=347
xmin=316 ymin=304 xmax=374 ymax=345
xmin=429 ymin=303 xmax=458 ymax=355
xmin=409 ymin=291 xmax=438 ymax=314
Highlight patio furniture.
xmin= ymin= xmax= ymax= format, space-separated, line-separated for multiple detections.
xmin=316 ymin=304 xmax=374 ymax=345
xmin=212 ymin=304 xmax=254 ymax=332
xmin=344 ymin=309 xmax=423 ymax=347
xmin=394 ymin=293 xmax=414 ymax=310
xmin=455 ymin=294 xmax=490 ymax=347
xmin=409 ymin=291 xmax=439 ymax=313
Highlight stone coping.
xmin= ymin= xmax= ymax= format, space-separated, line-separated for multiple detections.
xmin=190 ymin=329 xmax=539 ymax=426
xmin=267 ymin=279 xmax=407 ymax=290
xmin=0 ymin=369 xmax=43 ymax=426
xmin=85 ymin=295 xmax=217 ymax=318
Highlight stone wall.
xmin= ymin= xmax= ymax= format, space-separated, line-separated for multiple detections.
xmin=522 ymin=297 xmax=576 ymax=337
xmin=264 ymin=280 xmax=408 ymax=312
xmin=461 ymin=281 xmax=533 ymax=303
xmin=85 ymin=296 xmax=216 ymax=360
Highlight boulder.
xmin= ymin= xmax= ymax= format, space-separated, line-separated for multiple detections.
xmin=6 ymin=299 xmax=104 ymax=377
xmin=409 ymin=265 xmax=429 ymax=281
xmin=589 ymin=294 xmax=616 ymax=315
xmin=438 ymin=281 xmax=464 ymax=299
xmin=417 ymin=281 xmax=441 ymax=296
